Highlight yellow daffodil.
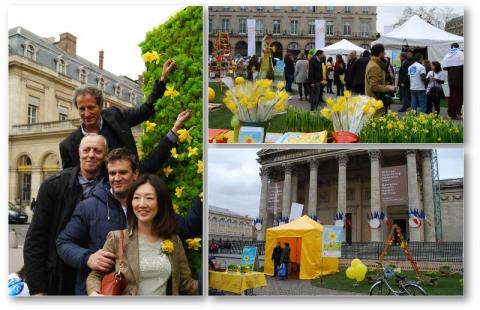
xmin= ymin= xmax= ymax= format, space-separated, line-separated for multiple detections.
xmin=344 ymin=90 xmax=352 ymax=98
xmin=187 ymin=146 xmax=199 ymax=158
xmin=162 ymin=240 xmax=174 ymax=254
xmin=197 ymin=160 xmax=203 ymax=174
xmin=177 ymin=129 xmax=192 ymax=143
xmin=235 ymin=76 xmax=245 ymax=84
xmin=170 ymin=147 xmax=178 ymax=159
xmin=278 ymin=90 xmax=289 ymax=101
xmin=373 ymin=100 xmax=384 ymax=110
xmin=186 ymin=238 xmax=202 ymax=251
xmin=199 ymin=192 xmax=203 ymax=203
xmin=164 ymin=85 xmax=180 ymax=98
xmin=163 ymin=165 xmax=174 ymax=178
xmin=142 ymin=51 xmax=160 ymax=63
xmin=276 ymin=81 xmax=285 ymax=90
xmin=274 ymin=100 xmax=286 ymax=112
xmin=387 ymin=123 xmax=393 ymax=130
xmin=264 ymin=90 xmax=276 ymax=101
xmin=326 ymin=97 xmax=334 ymax=106
xmin=256 ymin=79 xmax=272 ymax=88
xmin=175 ymin=187 xmax=184 ymax=198
xmin=320 ymin=107 xmax=331 ymax=119
xmin=145 ymin=121 xmax=157 ymax=132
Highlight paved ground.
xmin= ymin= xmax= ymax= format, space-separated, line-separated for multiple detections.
xmin=8 ymin=223 xmax=29 ymax=274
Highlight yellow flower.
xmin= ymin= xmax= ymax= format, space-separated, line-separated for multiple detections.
xmin=170 ymin=147 xmax=178 ymax=159
xmin=164 ymin=85 xmax=180 ymax=98
xmin=177 ymin=129 xmax=192 ymax=144
xmin=186 ymin=238 xmax=202 ymax=251
xmin=344 ymin=90 xmax=352 ymax=98
xmin=228 ymin=69 xmax=234 ymax=75
xmin=373 ymin=100 xmax=384 ymax=110
xmin=175 ymin=187 xmax=184 ymax=198
xmin=197 ymin=160 xmax=203 ymax=174
xmin=320 ymin=107 xmax=331 ymax=119
xmin=187 ymin=146 xmax=199 ymax=158
xmin=173 ymin=203 xmax=180 ymax=214
xmin=163 ymin=165 xmax=174 ymax=178
xmin=142 ymin=51 xmax=160 ymax=63
xmin=256 ymin=79 xmax=272 ymax=88
xmin=276 ymin=81 xmax=285 ymax=90
xmin=145 ymin=121 xmax=156 ymax=132
xmin=235 ymin=76 xmax=245 ymax=84
xmin=278 ymin=90 xmax=289 ymax=101
xmin=264 ymin=90 xmax=276 ymax=101
xmin=162 ymin=240 xmax=174 ymax=254
xmin=387 ymin=123 xmax=393 ymax=130
xmin=199 ymin=192 xmax=203 ymax=203
xmin=274 ymin=100 xmax=285 ymax=112
xmin=328 ymin=231 xmax=337 ymax=241
xmin=326 ymin=97 xmax=334 ymax=106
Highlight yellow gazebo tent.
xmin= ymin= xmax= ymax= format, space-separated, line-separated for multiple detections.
xmin=264 ymin=215 xmax=339 ymax=279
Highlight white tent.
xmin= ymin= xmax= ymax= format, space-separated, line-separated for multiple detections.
xmin=372 ymin=15 xmax=464 ymax=62
xmin=322 ymin=39 xmax=365 ymax=55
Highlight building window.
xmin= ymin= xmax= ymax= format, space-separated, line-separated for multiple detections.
xmin=255 ymin=20 xmax=264 ymax=35
xmin=327 ymin=6 xmax=334 ymax=13
xmin=273 ymin=20 xmax=281 ymax=34
xmin=344 ymin=22 xmax=352 ymax=36
xmin=222 ymin=6 xmax=230 ymax=11
xmin=309 ymin=6 xmax=316 ymax=12
xmin=129 ymin=90 xmax=136 ymax=104
xmin=362 ymin=6 xmax=369 ymax=14
xmin=209 ymin=19 xmax=212 ymax=33
xmin=28 ymin=96 xmax=39 ymax=124
xmin=345 ymin=6 xmax=352 ymax=13
xmin=114 ymin=84 xmax=122 ymax=97
xmin=56 ymin=57 xmax=66 ymax=74
xmin=273 ymin=6 xmax=280 ymax=12
xmin=21 ymin=173 xmax=32 ymax=203
xmin=361 ymin=23 xmax=369 ymax=37
xmin=79 ymin=68 xmax=87 ymax=84
xmin=58 ymin=106 xmax=68 ymax=121
xmin=287 ymin=42 xmax=300 ymax=50
xmin=292 ymin=6 xmax=299 ymax=12
xmin=239 ymin=19 xmax=246 ymax=34
xmin=326 ymin=21 xmax=335 ymax=36
xmin=221 ymin=19 xmax=230 ymax=32
xmin=97 ymin=76 xmax=105 ymax=90
xmin=308 ymin=21 xmax=315 ymax=35
xmin=26 ymin=44 xmax=35 ymax=59
xmin=256 ymin=6 xmax=263 ymax=12
xmin=240 ymin=6 xmax=247 ymax=12
xmin=290 ymin=20 xmax=298 ymax=35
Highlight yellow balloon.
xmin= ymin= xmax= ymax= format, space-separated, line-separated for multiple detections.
xmin=355 ymin=272 xmax=366 ymax=282
xmin=357 ymin=264 xmax=368 ymax=276
xmin=346 ymin=267 xmax=355 ymax=279
xmin=351 ymin=258 xmax=362 ymax=267
xmin=208 ymin=87 xmax=216 ymax=102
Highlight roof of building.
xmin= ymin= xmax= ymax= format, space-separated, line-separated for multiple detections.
xmin=209 ymin=206 xmax=252 ymax=219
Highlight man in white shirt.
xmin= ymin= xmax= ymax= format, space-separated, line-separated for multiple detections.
xmin=408 ymin=53 xmax=427 ymax=113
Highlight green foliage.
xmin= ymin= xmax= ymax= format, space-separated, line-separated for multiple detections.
xmin=138 ymin=6 xmax=203 ymax=277
xmin=359 ymin=110 xmax=463 ymax=143
xmin=439 ymin=265 xmax=452 ymax=277
xmin=285 ymin=106 xmax=333 ymax=133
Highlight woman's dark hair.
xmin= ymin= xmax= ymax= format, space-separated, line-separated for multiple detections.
xmin=432 ymin=61 xmax=442 ymax=73
xmin=284 ymin=53 xmax=293 ymax=64
xmin=370 ymin=44 xmax=385 ymax=57
xmin=127 ymin=174 xmax=177 ymax=237
xmin=327 ymin=56 xmax=333 ymax=63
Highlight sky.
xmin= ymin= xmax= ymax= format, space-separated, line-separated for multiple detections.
xmin=208 ymin=148 xmax=464 ymax=219
xmin=8 ymin=5 xmax=185 ymax=79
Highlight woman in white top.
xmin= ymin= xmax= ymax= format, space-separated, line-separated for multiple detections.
xmin=426 ymin=61 xmax=445 ymax=115
xmin=294 ymin=52 xmax=310 ymax=101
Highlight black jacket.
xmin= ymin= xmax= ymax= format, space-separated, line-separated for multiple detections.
xmin=308 ymin=57 xmax=324 ymax=84
xmin=345 ymin=58 xmax=357 ymax=90
xmin=60 ymin=79 xmax=166 ymax=169
xmin=444 ymin=65 xmax=463 ymax=87
xmin=399 ymin=58 xmax=414 ymax=87
xmin=272 ymin=246 xmax=282 ymax=263
xmin=349 ymin=56 xmax=370 ymax=94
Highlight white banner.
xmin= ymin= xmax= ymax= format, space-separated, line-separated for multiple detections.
xmin=247 ymin=19 xmax=256 ymax=56
xmin=289 ymin=202 xmax=304 ymax=222
xmin=315 ymin=20 xmax=326 ymax=51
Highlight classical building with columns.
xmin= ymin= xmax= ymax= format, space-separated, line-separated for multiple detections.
xmin=256 ymin=149 xmax=463 ymax=243
xmin=8 ymin=26 xmax=143 ymax=208
xmin=209 ymin=206 xmax=255 ymax=241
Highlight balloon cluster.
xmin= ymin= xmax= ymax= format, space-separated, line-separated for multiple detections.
xmin=345 ymin=258 xmax=368 ymax=282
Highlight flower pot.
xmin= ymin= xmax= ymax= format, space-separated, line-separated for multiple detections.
xmin=332 ymin=131 xmax=359 ymax=143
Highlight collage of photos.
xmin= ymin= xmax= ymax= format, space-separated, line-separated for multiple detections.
xmin=6 ymin=3 xmax=464 ymax=300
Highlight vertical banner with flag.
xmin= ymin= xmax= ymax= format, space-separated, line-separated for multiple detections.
xmin=247 ymin=19 xmax=256 ymax=56
xmin=322 ymin=225 xmax=343 ymax=257
xmin=315 ymin=20 xmax=326 ymax=51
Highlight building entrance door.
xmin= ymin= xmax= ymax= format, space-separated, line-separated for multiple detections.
xmin=393 ymin=219 xmax=408 ymax=244
xmin=346 ymin=213 xmax=352 ymax=244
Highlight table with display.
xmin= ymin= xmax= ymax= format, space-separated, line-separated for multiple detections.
xmin=208 ymin=270 xmax=267 ymax=295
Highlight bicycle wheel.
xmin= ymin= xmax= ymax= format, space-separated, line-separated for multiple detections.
xmin=369 ymin=281 xmax=391 ymax=296
xmin=402 ymin=283 xmax=427 ymax=296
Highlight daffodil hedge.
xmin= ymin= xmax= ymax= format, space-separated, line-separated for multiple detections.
xmin=138 ymin=6 xmax=203 ymax=277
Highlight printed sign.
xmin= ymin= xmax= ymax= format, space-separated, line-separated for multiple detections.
xmin=241 ymin=246 xmax=257 ymax=266
xmin=315 ymin=20 xmax=326 ymax=50
xmin=322 ymin=225 xmax=343 ymax=257
xmin=381 ymin=165 xmax=408 ymax=206
xmin=289 ymin=202 xmax=304 ymax=222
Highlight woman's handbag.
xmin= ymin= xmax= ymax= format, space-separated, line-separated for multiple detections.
xmin=277 ymin=263 xmax=287 ymax=277
xmin=428 ymin=73 xmax=445 ymax=100
xmin=100 ymin=231 xmax=126 ymax=295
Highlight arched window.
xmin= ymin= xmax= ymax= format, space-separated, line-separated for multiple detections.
xmin=55 ymin=56 xmax=67 ymax=74
xmin=23 ymin=41 xmax=37 ymax=60
xmin=78 ymin=67 xmax=87 ymax=84
xmin=114 ymin=83 xmax=122 ymax=97
xmin=97 ymin=76 xmax=105 ymax=90
xmin=17 ymin=155 xmax=32 ymax=205
xmin=287 ymin=42 xmax=300 ymax=50
xmin=129 ymin=90 xmax=136 ymax=104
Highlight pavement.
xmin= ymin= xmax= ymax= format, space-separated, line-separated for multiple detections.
xmin=8 ymin=223 xmax=29 ymax=274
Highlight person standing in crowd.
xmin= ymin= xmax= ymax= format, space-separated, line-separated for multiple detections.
xmin=259 ymin=34 xmax=275 ymax=80
xmin=426 ymin=61 xmax=445 ymax=115
xmin=279 ymin=243 xmax=291 ymax=280
xmin=408 ymin=53 xmax=427 ymax=114
xmin=271 ymin=242 xmax=282 ymax=277
xmin=59 ymin=59 xmax=176 ymax=170
xmin=384 ymin=57 xmax=396 ymax=112
xmin=326 ymin=57 xmax=334 ymax=94
xmin=365 ymin=44 xmax=396 ymax=111
xmin=397 ymin=52 xmax=413 ymax=112
xmin=345 ymin=50 xmax=357 ymax=91
xmin=349 ymin=50 xmax=370 ymax=95
xmin=308 ymin=50 xmax=325 ymax=111
xmin=294 ymin=52 xmax=309 ymax=101
xmin=247 ymin=55 xmax=259 ymax=81
xmin=30 ymin=198 xmax=36 ymax=213
xmin=334 ymin=54 xmax=346 ymax=96
xmin=284 ymin=53 xmax=295 ymax=94
xmin=87 ymin=175 xmax=198 ymax=295
xmin=236 ymin=58 xmax=245 ymax=78
xmin=423 ymin=59 xmax=432 ymax=77
xmin=443 ymin=42 xmax=464 ymax=120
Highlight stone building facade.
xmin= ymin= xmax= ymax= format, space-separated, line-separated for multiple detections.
xmin=208 ymin=6 xmax=377 ymax=58
xmin=445 ymin=16 xmax=464 ymax=36
xmin=440 ymin=178 xmax=463 ymax=242
xmin=256 ymin=149 xmax=463 ymax=243
xmin=209 ymin=206 xmax=255 ymax=241
xmin=8 ymin=26 xmax=143 ymax=207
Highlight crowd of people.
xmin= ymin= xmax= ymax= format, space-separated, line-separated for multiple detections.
xmin=17 ymin=59 xmax=203 ymax=296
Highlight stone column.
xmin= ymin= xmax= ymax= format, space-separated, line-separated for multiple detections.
xmin=31 ymin=166 xmax=43 ymax=203
xmin=337 ymin=154 xmax=348 ymax=242
xmin=258 ymin=167 xmax=269 ymax=241
xmin=368 ymin=150 xmax=382 ymax=242
xmin=291 ymin=173 xmax=298 ymax=204
xmin=406 ymin=150 xmax=422 ymax=241
xmin=308 ymin=159 xmax=319 ymax=217
xmin=421 ymin=150 xmax=436 ymax=242
xmin=281 ymin=163 xmax=293 ymax=220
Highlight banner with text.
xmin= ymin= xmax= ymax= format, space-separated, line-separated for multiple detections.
xmin=381 ymin=165 xmax=408 ymax=206
xmin=247 ymin=19 xmax=256 ymax=56
xmin=267 ymin=181 xmax=283 ymax=214
xmin=315 ymin=20 xmax=326 ymax=51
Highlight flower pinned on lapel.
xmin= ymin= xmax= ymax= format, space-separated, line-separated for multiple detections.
xmin=162 ymin=240 xmax=174 ymax=254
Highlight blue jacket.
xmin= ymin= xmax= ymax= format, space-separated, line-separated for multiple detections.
xmin=56 ymin=180 xmax=126 ymax=295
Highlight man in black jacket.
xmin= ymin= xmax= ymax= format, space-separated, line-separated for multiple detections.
xmin=60 ymin=59 xmax=176 ymax=170
xmin=24 ymin=111 xmax=190 ymax=295
xmin=398 ymin=50 xmax=414 ymax=112
xmin=345 ymin=50 xmax=357 ymax=91
xmin=308 ymin=50 xmax=325 ymax=111
xmin=271 ymin=242 xmax=282 ymax=277
xmin=349 ymin=50 xmax=370 ymax=95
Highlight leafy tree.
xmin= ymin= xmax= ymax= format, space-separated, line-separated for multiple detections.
xmin=393 ymin=6 xmax=460 ymax=29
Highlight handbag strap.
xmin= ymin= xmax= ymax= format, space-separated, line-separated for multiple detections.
xmin=118 ymin=230 xmax=125 ymax=264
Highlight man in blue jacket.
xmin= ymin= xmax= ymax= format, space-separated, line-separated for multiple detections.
xmin=56 ymin=147 xmax=202 ymax=295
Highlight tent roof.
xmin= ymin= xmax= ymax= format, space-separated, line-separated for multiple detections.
xmin=375 ymin=15 xmax=464 ymax=45
xmin=267 ymin=215 xmax=324 ymax=232
xmin=322 ymin=39 xmax=365 ymax=54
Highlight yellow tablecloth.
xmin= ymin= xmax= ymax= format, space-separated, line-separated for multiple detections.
xmin=208 ymin=271 xmax=267 ymax=294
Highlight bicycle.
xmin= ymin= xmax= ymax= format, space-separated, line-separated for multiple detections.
xmin=369 ymin=262 xmax=427 ymax=296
